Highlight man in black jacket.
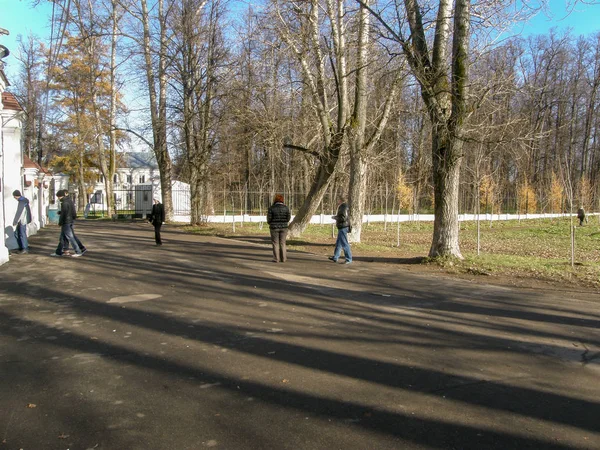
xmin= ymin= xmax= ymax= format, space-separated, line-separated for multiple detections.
xmin=267 ymin=194 xmax=291 ymax=262
xmin=329 ymin=196 xmax=352 ymax=264
xmin=149 ymin=198 xmax=165 ymax=245
xmin=51 ymin=190 xmax=85 ymax=257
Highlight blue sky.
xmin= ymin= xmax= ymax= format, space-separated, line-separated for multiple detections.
xmin=1 ymin=0 xmax=600 ymax=80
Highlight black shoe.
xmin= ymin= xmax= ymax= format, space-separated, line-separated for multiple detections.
xmin=328 ymin=256 xmax=338 ymax=262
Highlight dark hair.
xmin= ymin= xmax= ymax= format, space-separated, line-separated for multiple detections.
xmin=274 ymin=194 xmax=284 ymax=203
xmin=13 ymin=190 xmax=21 ymax=197
xmin=56 ymin=189 xmax=66 ymax=197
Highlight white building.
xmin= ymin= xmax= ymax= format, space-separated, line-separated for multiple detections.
xmin=1 ymin=88 xmax=51 ymax=263
xmin=85 ymin=152 xmax=161 ymax=218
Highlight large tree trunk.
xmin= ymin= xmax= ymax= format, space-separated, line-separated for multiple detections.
xmin=397 ymin=0 xmax=469 ymax=258
xmin=277 ymin=0 xmax=348 ymax=237
xmin=348 ymin=0 xmax=369 ymax=243
xmin=141 ymin=0 xmax=174 ymax=221
xmin=288 ymin=133 xmax=344 ymax=237
xmin=429 ymin=130 xmax=463 ymax=258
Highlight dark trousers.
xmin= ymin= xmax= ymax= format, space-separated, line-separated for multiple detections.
xmin=270 ymin=228 xmax=288 ymax=262
xmin=57 ymin=223 xmax=84 ymax=255
xmin=153 ymin=223 xmax=162 ymax=245
xmin=14 ymin=223 xmax=29 ymax=250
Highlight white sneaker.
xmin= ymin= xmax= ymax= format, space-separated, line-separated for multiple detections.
xmin=50 ymin=253 xmax=62 ymax=257
xmin=71 ymin=253 xmax=83 ymax=258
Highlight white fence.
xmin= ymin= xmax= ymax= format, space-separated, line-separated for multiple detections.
xmin=172 ymin=212 xmax=596 ymax=225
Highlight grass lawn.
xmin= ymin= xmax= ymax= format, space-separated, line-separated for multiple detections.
xmin=181 ymin=217 xmax=600 ymax=290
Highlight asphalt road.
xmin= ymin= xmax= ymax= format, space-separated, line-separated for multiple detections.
xmin=1 ymin=220 xmax=599 ymax=450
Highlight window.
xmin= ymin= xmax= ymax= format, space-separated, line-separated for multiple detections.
xmin=91 ymin=190 xmax=103 ymax=204
xmin=139 ymin=175 xmax=146 ymax=183
xmin=98 ymin=174 xmax=104 ymax=183
xmin=127 ymin=174 xmax=132 ymax=184
xmin=113 ymin=174 xmax=118 ymax=183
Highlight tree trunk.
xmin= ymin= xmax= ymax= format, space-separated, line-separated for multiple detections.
xmin=288 ymin=134 xmax=344 ymax=237
xmin=141 ymin=0 xmax=174 ymax=221
xmin=429 ymin=130 xmax=463 ymax=258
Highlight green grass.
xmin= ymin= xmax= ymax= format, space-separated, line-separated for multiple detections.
xmin=181 ymin=217 xmax=600 ymax=289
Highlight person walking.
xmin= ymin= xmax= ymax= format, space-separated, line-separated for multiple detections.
xmin=149 ymin=198 xmax=165 ymax=245
xmin=12 ymin=190 xmax=32 ymax=254
xmin=53 ymin=190 xmax=84 ymax=257
xmin=577 ymin=206 xmax=587 ymax=226
xmin=329 ymin=196 xmax=352 ymax=264
xmin=266 ymin=194 xmax=291 ymax=262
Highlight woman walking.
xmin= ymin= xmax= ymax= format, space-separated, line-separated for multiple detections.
xmin=267 ymin=194 xmax=291 ymax=262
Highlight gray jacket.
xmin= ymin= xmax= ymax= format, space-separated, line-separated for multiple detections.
xmin=13 ymin=196 xmax=32 ymax=226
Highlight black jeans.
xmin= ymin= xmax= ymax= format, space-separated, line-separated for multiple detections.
xmin=153 ymin=223 xmax=162 ymax=245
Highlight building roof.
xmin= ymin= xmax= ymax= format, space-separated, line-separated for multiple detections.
xmin=23 ymin=154 xmax=51 ymax=175
xmin=1 ymin=91 xmax=22 ymax=111
xmin=122 ymin=152 xmax=158 ymax=169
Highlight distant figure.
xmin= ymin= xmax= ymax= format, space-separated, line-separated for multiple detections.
xmin=51 ymin=190 xmax=85 ymax=257
xmin=84 ymin=202 xmax=91 ymax=219
xmin=577 ymin=207 xmax=587 ymax=226
xmin=149 ymin=198 xmax=164 ymax=245
xmin=12 ymin=190 xmax=32 ymax=254
xmin=266 ymin=194 xmax=291 ymax=262
xmin=328 ymin=195 xmax=352 ymax=264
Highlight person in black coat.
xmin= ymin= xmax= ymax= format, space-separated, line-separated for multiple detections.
xmin=149 ymin=198 xmax=165 ymax=245
xmin=577 ymin=206 xmax=587 ymax=226
xmin=267 ymin=194 xmax=291 ymax=262
xmin=52 ymin=190 xmax=85 ymax=257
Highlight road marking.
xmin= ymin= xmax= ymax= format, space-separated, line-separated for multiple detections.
xmin=107 ymin=293 xmax=162 ymax=304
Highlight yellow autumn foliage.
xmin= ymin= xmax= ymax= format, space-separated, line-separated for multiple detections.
xmin=396 ymin=173 xmax=414 ymax=213
xmin=549 ymin=172 xmax=563 ymax=213
xmin=518 ymin=181 xmax=537 ymax=214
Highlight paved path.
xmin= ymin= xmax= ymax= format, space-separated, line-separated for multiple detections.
xmin=1 ymin=221 xmax=599 ymax=450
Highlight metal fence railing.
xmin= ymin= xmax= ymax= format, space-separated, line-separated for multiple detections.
xmin=82 ymin=187 xmax=600 ymax=221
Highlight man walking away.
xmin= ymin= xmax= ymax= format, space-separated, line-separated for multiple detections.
xmin=12 ymin=190 xmax=32 ymax=254
xmin=267 ymin=194 xmax=291 ymax=262
xmin=577 ymin=206 xmax=587 ymax=226
xmin=55 ymin=190 xmax=84 ymax=257
xmin=329 ymin=196 xmax=352 ymax=264
xmin=149 ymin=198 xmax=165 ymax=245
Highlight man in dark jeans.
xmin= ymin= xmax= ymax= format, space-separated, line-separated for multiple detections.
xmin=12 ymin=190 xmax=32 ymax=254
xmin=51 ymin=190 xmax=85 ymax=257
xmin=266 ymin=194 xmax=291 ymax=262
xmin=149 ymin=198 xmax=165 ymax=245
xmin=329 ymin=196 xmax=352 ymax=264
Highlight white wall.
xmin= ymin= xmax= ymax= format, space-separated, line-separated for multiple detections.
xmin=1 ymin=103 xmax=23 ymax=254
xmin=0 ymin=76 xmax=7 ymax=264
